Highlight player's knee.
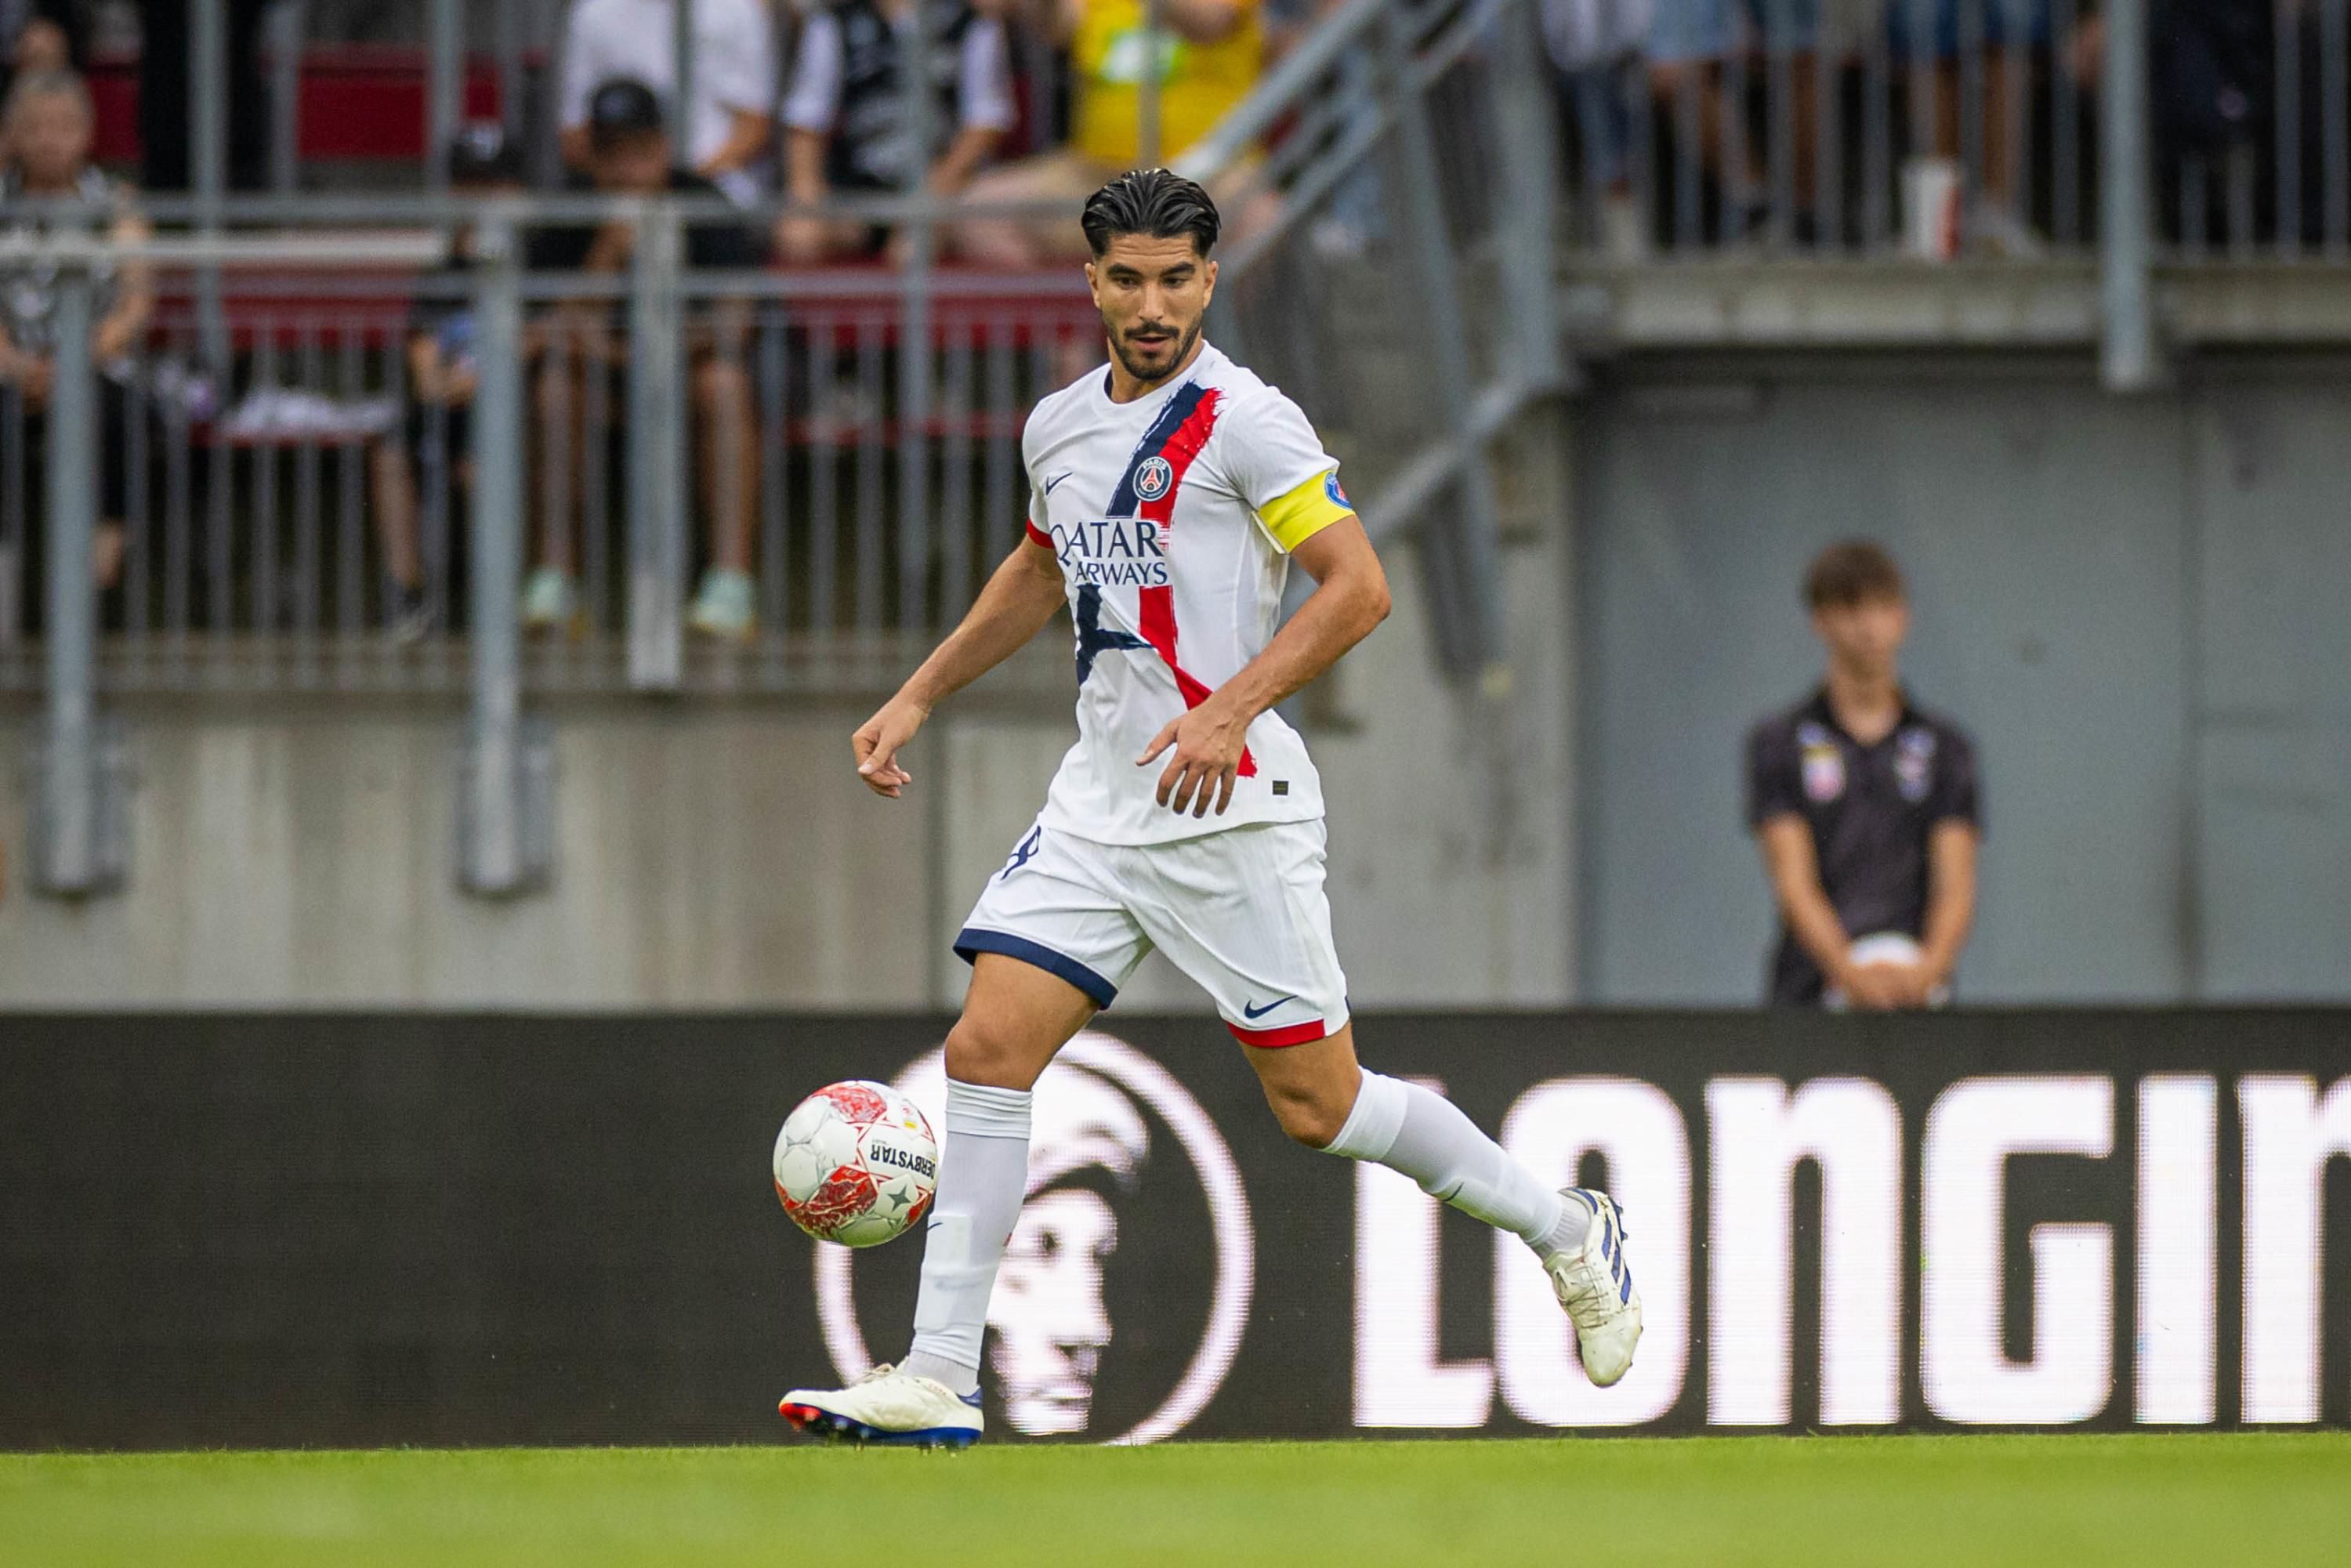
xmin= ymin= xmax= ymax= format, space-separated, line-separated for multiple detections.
xmin=1263 ymin=1079 xmax=1349 ymax=1150
xmin=941 ymin=1018 xmax=1029 ymax=1091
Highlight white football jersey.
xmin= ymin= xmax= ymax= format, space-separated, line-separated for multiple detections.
xmin=1021 ymin=341 xmax=1357 ymax=846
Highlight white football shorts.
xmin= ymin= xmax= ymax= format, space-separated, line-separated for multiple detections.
xmin=954 ymin=817 xmax=1350 ymax=1047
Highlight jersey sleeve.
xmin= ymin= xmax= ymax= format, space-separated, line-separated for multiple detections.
xmin=1020 ymin=408 xmax=1052 ymax=549
xmin=1222 ymin=389 xmax=1354 ymax=552
xmin=705 ymin=0 xmax=778 ymax=117
xmin=1929 ymin=726 xmax=1983 ymax=832
xmin=1745 ymin=719 xmax=1802 ymax=828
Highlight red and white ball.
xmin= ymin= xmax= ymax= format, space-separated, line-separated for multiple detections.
xmin=773 ymin=1081 xmax=939 ymax=1246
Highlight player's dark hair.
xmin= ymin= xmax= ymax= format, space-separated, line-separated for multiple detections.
xmin=1081 ymin=168 xmax=1221 ymax=259
xmin=1803 ymin=540 xmax=1906 ymax=610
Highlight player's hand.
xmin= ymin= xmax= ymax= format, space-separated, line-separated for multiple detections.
xmin=1137 ymin=697 xmax=1252 ymax=819
xmin=852 ymin=695 xmax=929 ymax=798
xmin=1885 ymin=961 xmax=1940 ymax=1007
xmin=1841 ymin=961 xmax=1915 ymax=1011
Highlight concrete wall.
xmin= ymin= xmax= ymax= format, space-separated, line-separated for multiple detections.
xmin=1574 ymin=354 xmax=2351 ymax=1004
xmin=0 ymin=422 xmax=1577 ymax=1011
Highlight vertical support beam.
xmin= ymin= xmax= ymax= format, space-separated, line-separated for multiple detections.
xmin=897 ymin=0 xmax=936 ymax=634
xmin=458 ymin=211 xmax=549 ymax=895
xmin=33 ymin=267 xmax=123 ymax=896
xmin=671 ymin=0 xmax=696 ymax=172
xmin=497 ymin=0 xmax=527 ymax=145
xmin=269 ymin=0 xmax=307 ymax=194
xmin=1378 ymin=1 xmax=1503 ymax=681
xmin=628 ymin=200 xmax=686 ymax=688
xmin=1490 ymin=0 xmax=1563 ymax=393
xmin=427 ymin=0 xmax=463 ymax=194
xmin=2099 ymin=0 xmax=2158 ymax=390
xmin=193 ymin=0 xmax=229 ymax=368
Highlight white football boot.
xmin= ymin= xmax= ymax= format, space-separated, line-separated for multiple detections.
xmin=780 ymin=1363 xmax=984 ymax=1450
xmin=1545 ymin=1187 xmax=1643 ymax=1387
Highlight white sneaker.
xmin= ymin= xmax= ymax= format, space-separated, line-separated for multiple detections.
xmin=1545 ymin=1188 xmax=1643 ymax=1388
xmin=780 ymin=1363 xmax=984 ymax=1449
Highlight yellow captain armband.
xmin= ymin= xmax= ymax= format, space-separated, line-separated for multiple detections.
xmin=1256 ymin=467 xmax=1356 ymax=552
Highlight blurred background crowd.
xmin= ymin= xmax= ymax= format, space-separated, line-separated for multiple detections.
xmin=1 ymin=0 xmax=2346 ymax=1012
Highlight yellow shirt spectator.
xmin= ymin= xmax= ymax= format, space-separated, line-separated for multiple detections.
xmin=1070 ymin=0 xmax=1263 ymax=167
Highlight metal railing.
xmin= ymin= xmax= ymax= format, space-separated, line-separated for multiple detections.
xmin=16 ymin=0 xmax=2349 ymax=896
xmin=1549 ymin=0 xmax=2351 ymax=262
xmin=0 ymin=237 xmax=1099 ymax=698
xmin=7 ymin=0 xmax=1560 ymax=895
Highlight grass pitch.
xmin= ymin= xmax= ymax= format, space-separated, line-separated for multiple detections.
xmin=2 ymin=1434 xmax=2343 ymax=1566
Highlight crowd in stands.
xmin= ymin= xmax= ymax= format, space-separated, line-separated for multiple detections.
xmin=1548 ymin=0 xmax=2340 ymax=254
xmin=0 ymin=0 xmax=2342 ymax=643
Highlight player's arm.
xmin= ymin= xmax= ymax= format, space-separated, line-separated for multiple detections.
xmin=1139 ymin=513 xmax=1389 ymax=817
xmin=1759 ymin=818 xmax=1918 ymax=1011
xmin=1755 ymin=815 xmax=1900 ymax=1010
xmin=1914 ymin=819 xmax=1978 ymax=994
xmin=852 ymin=537 xmax=1065 ymax=798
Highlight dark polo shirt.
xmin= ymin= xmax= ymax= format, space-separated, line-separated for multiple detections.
xmin=1745 ymin=688 xmax=1981 ymax=1006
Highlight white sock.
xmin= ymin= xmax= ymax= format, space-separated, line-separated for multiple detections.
xmin=901 ymin=1078 xmax=1032 ymax=1398
xmin=1324 ymin=1070 xmax=1585 ymax=1259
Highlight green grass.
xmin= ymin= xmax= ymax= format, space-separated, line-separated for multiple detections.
xmin=2 ymin=1435 xmax=2346 ymax=1566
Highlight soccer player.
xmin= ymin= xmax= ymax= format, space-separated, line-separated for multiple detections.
xmin=781 ymin=170 xmax=1640 ymax=1447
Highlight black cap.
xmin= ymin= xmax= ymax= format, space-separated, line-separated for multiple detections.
xmin=586 ymin=77 xmax=666 ymax=150
xmin=446 ymin=121 xmax=524 ymax=185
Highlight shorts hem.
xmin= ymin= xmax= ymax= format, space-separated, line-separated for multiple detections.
xmin=1226 ymin=1012 xmax=1347 ymax=1049
xmin=953 ymin=926 xmax=1118 ymax=1010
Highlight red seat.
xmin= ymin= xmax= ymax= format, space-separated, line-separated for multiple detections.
xmin=90 ymin=45 xmax=510 ymax=168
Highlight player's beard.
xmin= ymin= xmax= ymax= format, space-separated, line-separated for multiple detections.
xmin=1106 ymin=314 xmax=1201 ymax=388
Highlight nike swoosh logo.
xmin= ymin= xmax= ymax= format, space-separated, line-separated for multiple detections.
xmin=1043 ymin=471 xmax=1074 ymax=494
xmin=1242 ymin=995 xmax=1297 ymax=1019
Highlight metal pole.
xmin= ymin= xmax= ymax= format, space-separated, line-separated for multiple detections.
xmin=627 ymin=200 xmax=686 ymax=688
xmin=34 ymin=269 xmax=113 ymax=894
xmin=193 ymin=0 xmax=229 ymax=368
xmin=672 ymin=0 xmax=696 ymax=172
xmin=269 ymin=0 xmax=307 ymax=194
xmin=459 ymin=210 xmax=534 ymax=894
xmin=428 ymin=0 xmax=463 ymax=193
xmin=2099 ymin=0 xmax=2157 ymax=389
xmin=1379 ymin=2 xmax=1504 ymax=680
xmin=897 ymin=0 xmax=937 ymax=633
xmin=1491 ymin=0 xmax=1563 ymax=393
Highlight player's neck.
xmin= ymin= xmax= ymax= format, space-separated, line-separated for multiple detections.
xmin=1105 ymin=334 xmax=1208 ymax=404
xmin=1823 ymin=664 xmax=1902 ymax=743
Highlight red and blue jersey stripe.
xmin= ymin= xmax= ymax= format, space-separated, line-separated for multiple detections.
xmin=1108 ymin=382 xmax=1255 ymax=777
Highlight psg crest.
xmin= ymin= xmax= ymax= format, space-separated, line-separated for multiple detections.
xmin=1132 ymin=455 xmax=1175 ymax=503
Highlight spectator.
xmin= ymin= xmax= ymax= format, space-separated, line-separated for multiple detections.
xmin=525 ymin=78 xmax=770 ymax=639
xmin=1745 ymin=541 xmax=1980 ymax=1009
xmin=1888 ymin=0 xmax=2049 ymax=255
xmin=775 ymin=0 xmax=1016 ymax=264
xmin=1545 ymin=0 xmax=1652 ymax=259
xmin=956 ymin=0 xmax=1266 ymax=266
xmin=0 ymin=2 xmax=83 ymax=104
xmin=369 ymin=123 xmax=528 ymax=643
xmin=559 ymin=0 xmax=778 ymax=205
xmin=1646 ymin=0 xmax=1819 ymax=241
xmin=0 ymin=70 xmax=154 ymax=599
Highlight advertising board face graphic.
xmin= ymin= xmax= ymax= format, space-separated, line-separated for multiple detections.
xmin=816 ymin=1034 xmax=1254 ymax=1444
xmin=1 ymin=1012 xmax=2346 ymax=1448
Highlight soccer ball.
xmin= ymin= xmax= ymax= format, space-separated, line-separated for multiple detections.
xmin=773 ymin=1081 xmax=939 ymax=1246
